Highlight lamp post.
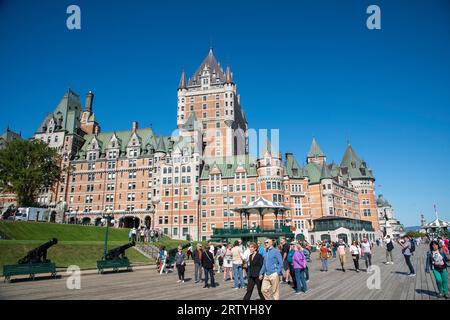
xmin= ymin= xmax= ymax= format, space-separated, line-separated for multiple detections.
xmin=101 ymin=209 xmax=114 ymax=260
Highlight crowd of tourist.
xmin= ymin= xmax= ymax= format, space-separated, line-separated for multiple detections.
xmin=157 ymin=234 xmax=449 ymax=300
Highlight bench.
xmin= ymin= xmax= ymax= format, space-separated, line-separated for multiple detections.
xmin=97 ymin=258 xmax=132 ymax=274
xmin=3 ymin=262 xmax=57 ymax=282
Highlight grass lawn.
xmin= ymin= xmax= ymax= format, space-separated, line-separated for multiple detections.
xmin=0 ymin=240 xmax=153 ymax=273
xmin=0 ymin=220 xmax=130 ymax=241
xmin=0 ymin=221 xmax=155 ymax=273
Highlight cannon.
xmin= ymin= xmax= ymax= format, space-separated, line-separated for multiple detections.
xmin=18 ymin=238 xmax=58 ymax=264
xmin=3 ymin=238 xmax=58 ymax=282
xmin=104 ymin=241 xmax=135 ymax=260
xmin=97 ymin=241 xmax=135 ymax=274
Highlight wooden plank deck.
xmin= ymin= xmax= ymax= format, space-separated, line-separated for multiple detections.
xmin=0 ymin=243 xmax=448 ymax=300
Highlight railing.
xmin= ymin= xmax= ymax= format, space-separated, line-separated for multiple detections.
xmin=212 ymin=226 xmax=292 ymax=236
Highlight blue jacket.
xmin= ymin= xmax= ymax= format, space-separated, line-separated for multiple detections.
xmin=259 ymin=247 xmax=283 ymax=276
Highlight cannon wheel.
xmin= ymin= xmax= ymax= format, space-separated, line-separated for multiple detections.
xmin=51 ymin=272 xmax=57 ymax=279
xmin=113 ymin=267 xmax=118 ymax=272
xmin=127 ymin=266 xmax=132 ymax=272
xmin=4 ymin=275 xmax=10 ymax=283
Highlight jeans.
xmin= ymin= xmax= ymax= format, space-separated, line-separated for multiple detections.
xmin=352 ymin=254 xmax=360 ymax=270
xmin=294 ymin=268 xmax=307 ymax=293
xmin=204 ymin=267 xmax=215 ymax=287
xmin=305 ymin=266 xmax=309 ymax=281
xmin=243 ymin=276 xmax=265 ymax=300
xmin=288 ymin=264 xmax=296 ymax=288
xmin=232 ymin=264 xmax=245 ymax=288
xmin=386 ymin=250 xmax=393 ymax=263
xmin=404 ymin=254 xmax=415 ymax=274
xmin=194 ymin=262 xmax=203 ymax=281
xmin=363 ymin=253 xmax=372 ymax=269
xmin=176 ymin=264 xmax=185 ymax=280
xmin=432 ymin=269 xmax=449 ymax=295
xmin=321 ymin=258 xmax=328 ymax=270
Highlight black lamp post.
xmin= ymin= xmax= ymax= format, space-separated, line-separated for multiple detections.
xmin=101 ymin=209 xmax=114 ymax=260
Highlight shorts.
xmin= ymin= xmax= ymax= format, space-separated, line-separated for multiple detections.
xmin=283 ymin=260 xmax=289 ymax=271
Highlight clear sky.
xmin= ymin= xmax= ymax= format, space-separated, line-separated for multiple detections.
xmin=1 ymin=0 xmax=449 ymax=227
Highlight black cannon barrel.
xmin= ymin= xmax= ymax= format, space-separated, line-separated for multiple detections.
xmin=105 ymin=241 xmax=135 ymax=260
xmin=167 ymin=242 xmax=191 ymax=257
xmin=18 ymin=238 xmax=58 ymax=264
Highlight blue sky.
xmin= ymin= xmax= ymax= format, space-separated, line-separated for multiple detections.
xmin=1 ymin=0 xmax=449 ymax=227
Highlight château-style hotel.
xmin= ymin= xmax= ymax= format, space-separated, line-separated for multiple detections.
xmin=1 ymin=49 xmax=404 ymax=242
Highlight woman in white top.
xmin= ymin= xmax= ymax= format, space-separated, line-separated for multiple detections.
xmin=223 ymin=244 xmax=233 ymax=281
xmin=350 ymin=240 xmax=361 ymax=272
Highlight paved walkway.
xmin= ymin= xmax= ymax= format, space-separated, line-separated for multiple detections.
xmin=0 ymin=243 xmax=448 ymax=300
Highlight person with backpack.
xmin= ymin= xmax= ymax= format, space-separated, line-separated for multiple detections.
xmin=292 ymin=243 xmax=307 ymax=294
xmin=287 ymin=242 xmax=296 ymax=290
xmin=319 ymin=242 xmax=329 ymax=272
xmin=201 ymin=247 xmax=216 ymax=288
xmin=425 ymin=240 xmax=449 ymax=299
xmin=397 ymin=235 xmax=416 ymax=276
xmin=301 ymin=245 xmax=310 ymax=281
xmin=384 ymin=235 xmax=395 ymax=264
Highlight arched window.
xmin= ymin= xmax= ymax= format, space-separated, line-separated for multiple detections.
xmin=175 ymin=167 xmax=179 ymax=173
xmin=187 ymin=166 xmax=191 ymax=173
xmin=182 ymin=166 xmax=186 ymax=173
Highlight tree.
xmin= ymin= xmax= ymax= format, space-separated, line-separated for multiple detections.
xmin=0 ymin=139 xmax=62 ymax=207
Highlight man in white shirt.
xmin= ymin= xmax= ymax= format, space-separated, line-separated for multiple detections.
xmin=360 ymin=238 xmax=373 ymax=272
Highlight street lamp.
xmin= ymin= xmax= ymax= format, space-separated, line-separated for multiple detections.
xmin=101 ymin=209 xmax=114 ymax=260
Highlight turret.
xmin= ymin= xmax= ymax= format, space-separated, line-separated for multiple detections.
xmin=307 ymin=138 xmax=326 ymax=165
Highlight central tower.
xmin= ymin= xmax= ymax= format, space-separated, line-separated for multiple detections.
xmin=177 ymin=48 xmax=248 ymax=157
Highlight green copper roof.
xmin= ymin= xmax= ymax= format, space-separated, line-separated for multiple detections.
xmin=320 ymin=162 xmax=332 ymax=180
xmin=36 ymin=89 xmax=82 ymax=134
xmin=77 ymin=128 xmax=158 ymax=158
xmin=283 ymin=153 xmax=305 ymax=178
xmin=156 ymin=136 xmax=167 ymax=153
xmin=303 ymin=162 xmax=322 ymax=184
xmin=340 ymin=144 xmax=374 ymax=180
xmin=201 ymin=155 xmax=257 ymax=179
xmin=307 ymin=138 xmax=325 ymax=158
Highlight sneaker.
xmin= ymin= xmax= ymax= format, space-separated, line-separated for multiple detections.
xmin=233 ymin=287 xmax=239 ymax=290
xmin=195 ymin=280 xmax=199 ymax=283
xmin=181 ymin=280 xmax=185 ymax=283
xmin=408 ymin=273 xmax=416 ymax=277
xmin=295 ymin=291 xmax=302 ymax=295
xmin=177 ymin=280 xmax=182 ymax=283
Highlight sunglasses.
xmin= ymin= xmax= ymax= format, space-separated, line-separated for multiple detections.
xmin=264 ymin=241 xmax=269 ymax=244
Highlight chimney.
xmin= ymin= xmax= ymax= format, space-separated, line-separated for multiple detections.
xmin=132 ymin=121 xmax=138 ymax=132
xmin=85 ymin=91 xmax=94 ymax=113
xmin=94 ymin=126 xmax=99 ymax=136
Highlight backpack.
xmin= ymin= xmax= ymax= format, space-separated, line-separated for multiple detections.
xmin=410 ymin=240 xmax=415 ymax=253
xmin=386 ymin=241 xmax=394 ymax=252
xmin=287 ymin=250 xmax=295 ymax=263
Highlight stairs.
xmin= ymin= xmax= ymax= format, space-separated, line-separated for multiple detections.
xmin=134 ymin=243 xmax=160 ymax=260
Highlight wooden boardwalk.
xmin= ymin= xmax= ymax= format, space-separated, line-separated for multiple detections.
xmin=0 ymin=243 xmax=448 ymax=300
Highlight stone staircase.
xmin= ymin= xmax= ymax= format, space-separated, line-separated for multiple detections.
xmin=134 ymin=243 xmax=160 ymax=260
